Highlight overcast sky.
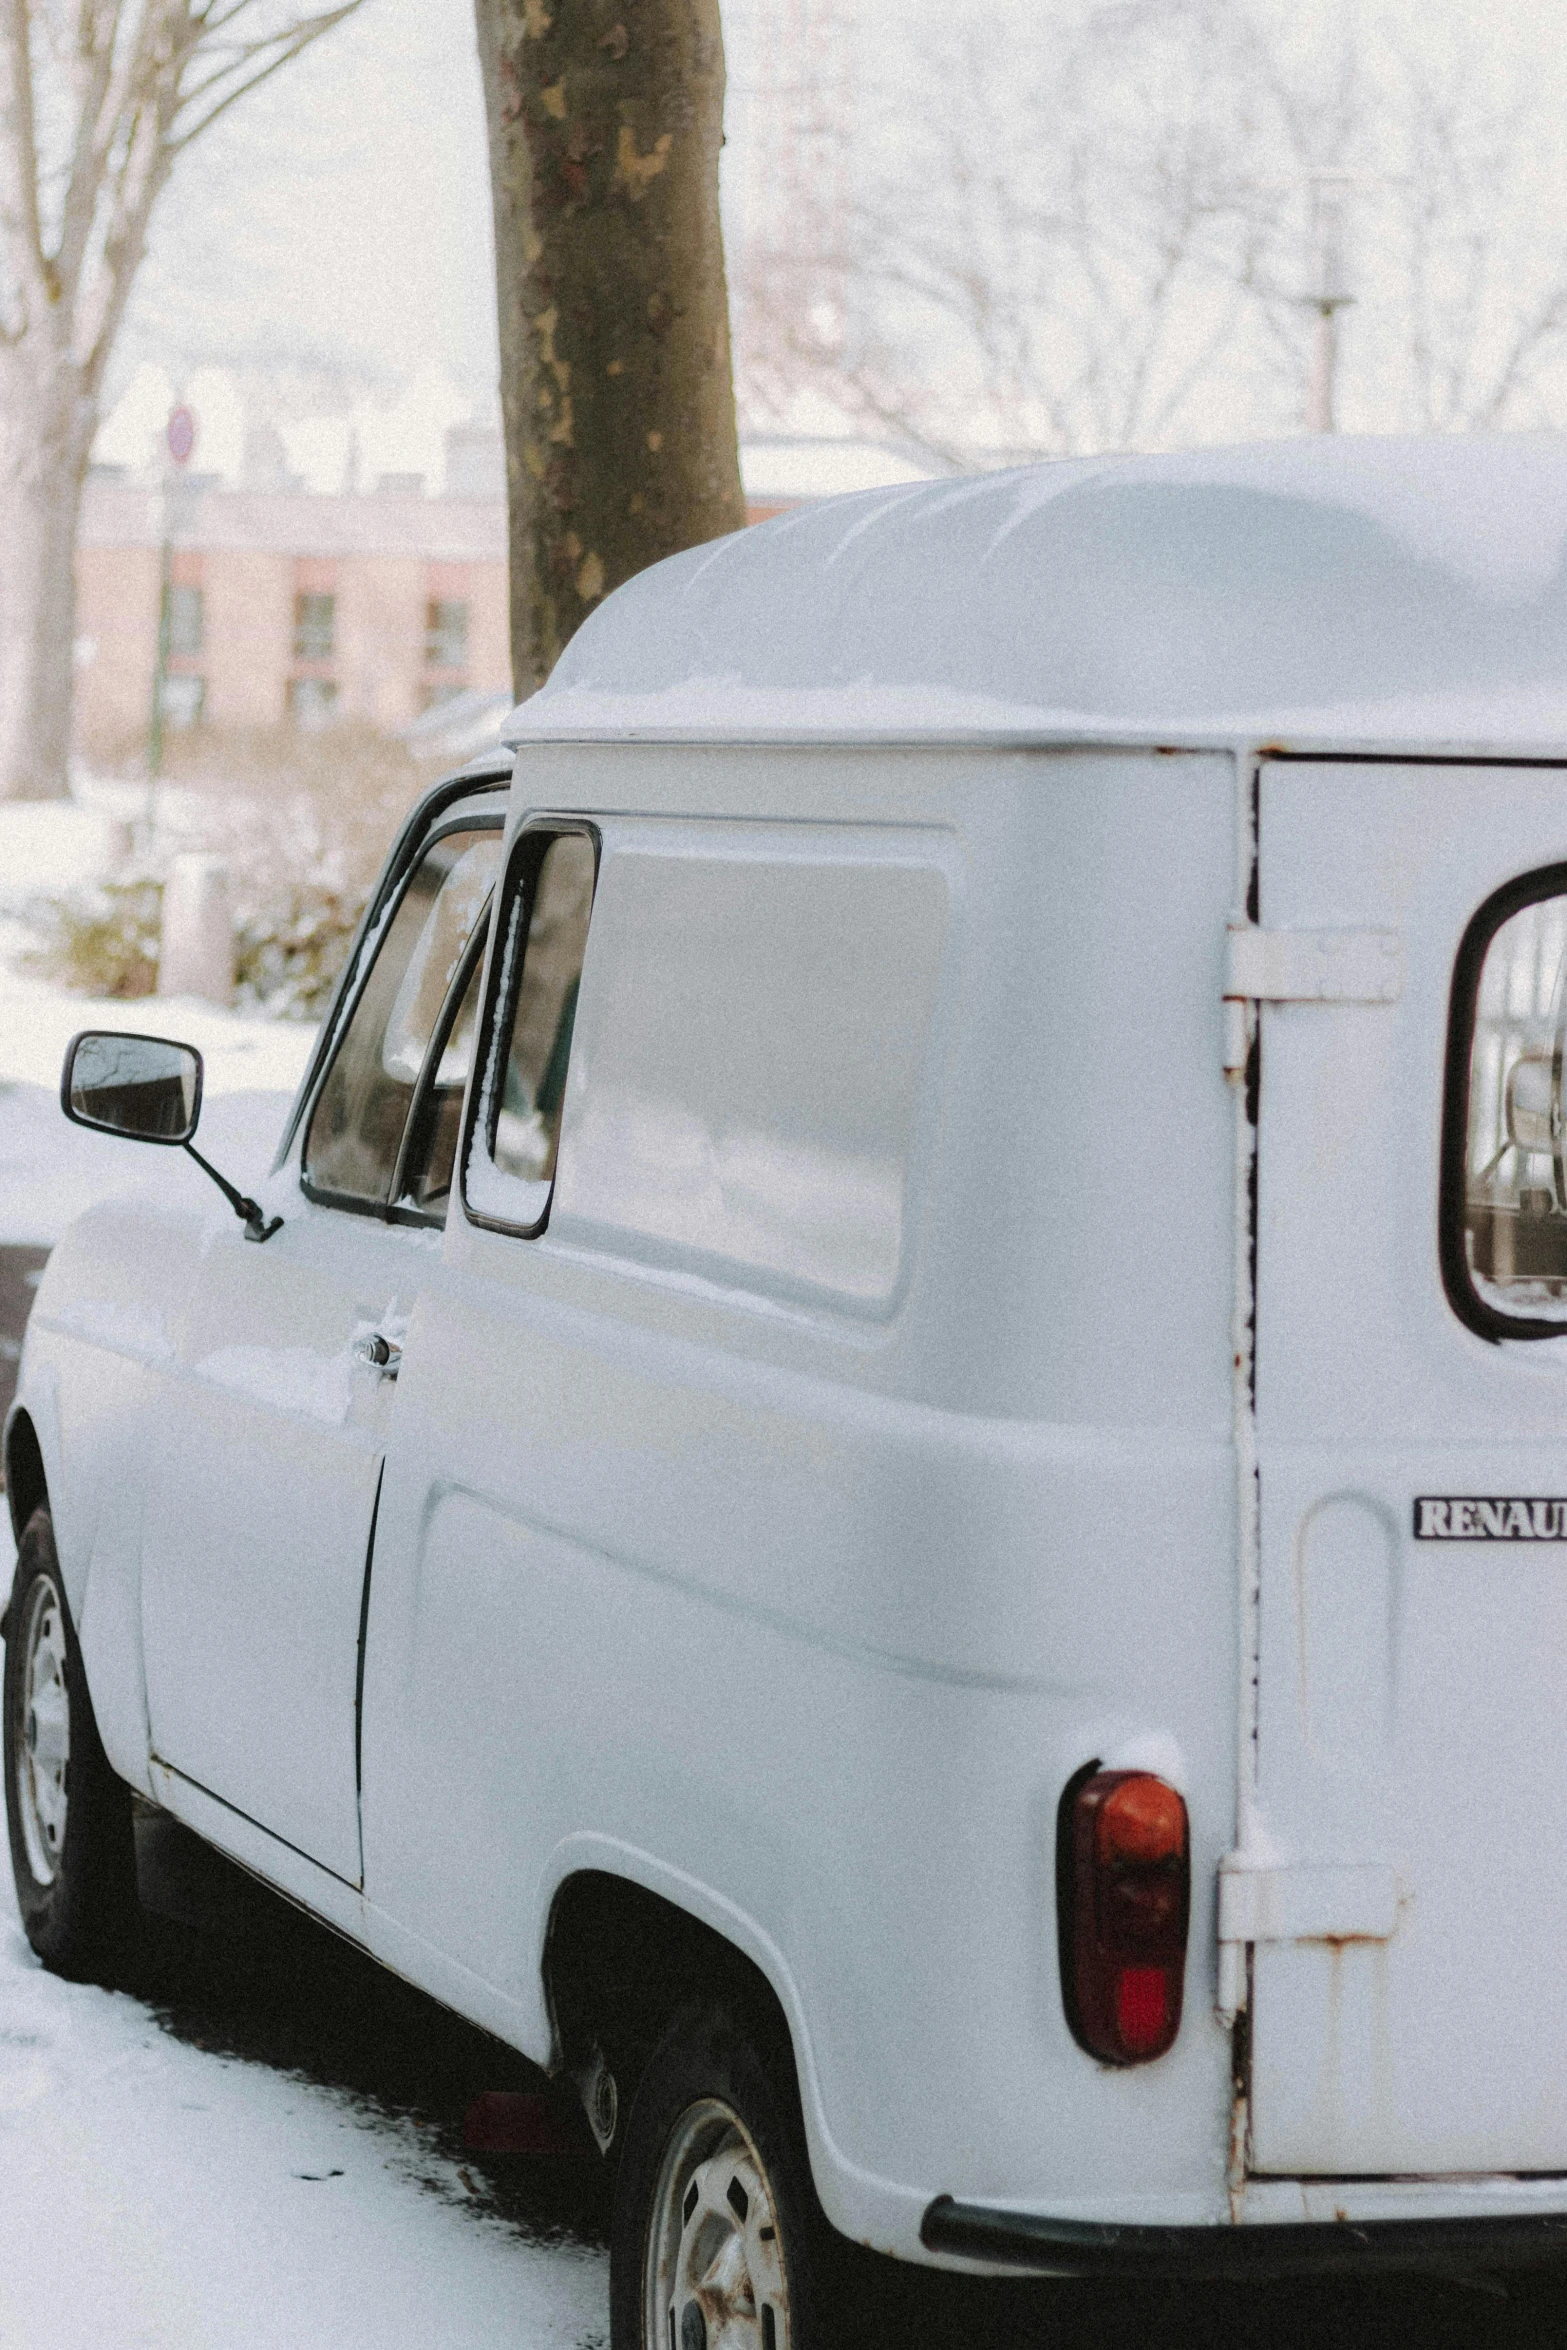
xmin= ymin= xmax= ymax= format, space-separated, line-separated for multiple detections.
xmin=100 ymin=0 xmax=1567 ymax=480
xmin=120 ymin=0 xmax=500 ymax=403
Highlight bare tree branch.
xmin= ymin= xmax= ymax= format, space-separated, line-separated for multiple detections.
xmin=168 ymin=3 xmax=359 ymax=150
xmin=0 ymin=1 xmax=51 ymax=297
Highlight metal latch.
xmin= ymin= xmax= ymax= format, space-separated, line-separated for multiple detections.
xmin=1223 ymin=923 xmax=1403 ymax=1073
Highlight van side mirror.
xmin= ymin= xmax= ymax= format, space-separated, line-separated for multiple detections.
xmin=60 ymin=1029 xmax=282 ymax=1244
xmin=62 ymin=1030 xmax=202 ymax=1144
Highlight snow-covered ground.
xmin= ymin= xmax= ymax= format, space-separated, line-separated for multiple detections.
xmin=0 ymin=794 xmax=320 ymax=1244
xmin=0 ymin=1867 xmax=608 ymax=2349
xmin=0 ymin=801 xmax=610 ymax=2348
xmin=0 ymin=966 xmax=312 ymax=1245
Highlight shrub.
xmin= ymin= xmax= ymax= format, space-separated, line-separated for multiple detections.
xmin=233 ymin=882 xmax=361 ymax=1020
xmin=20 ymin=724 xmax=446 ymax=1015
xmin=18 ymin=876 xmax=163 ymax=998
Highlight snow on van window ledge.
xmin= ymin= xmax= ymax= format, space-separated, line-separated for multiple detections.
xmin=464 ymin=1145 xmax=550 ymax=1230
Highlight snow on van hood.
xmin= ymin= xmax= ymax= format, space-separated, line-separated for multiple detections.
xmin=503 ymin=436 xmax=1567 ymax=753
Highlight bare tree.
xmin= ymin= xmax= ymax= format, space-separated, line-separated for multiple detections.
xmin=473 ymin=0 xmax=745 ymax=697
xmin=1278 ymin=37 xmax=1567 ymax=437
xmin=739 ymin=1 xmax=1274 ymax=471
xmin=739 ymin=1 xmax=1567 ymax=467
xmin=0 ymin=0 xmax=366 ymax=799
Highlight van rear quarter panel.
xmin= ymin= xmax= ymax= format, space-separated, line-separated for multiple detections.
xmin=362 ymin=744 xmax=1240 ymax=2246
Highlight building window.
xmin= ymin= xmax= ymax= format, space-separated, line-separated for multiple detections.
xmin=160 ymin=673 xmax=206 ymax=730
xmin=294 ymin=592 xmax=336 ymax=663
xmin=164 ymin=584 xmax=203 ymax=659
xmin=425 ymin=598 xmax=469 ymax=670
xmin=288 ymin=676 xmax=339 ymax=730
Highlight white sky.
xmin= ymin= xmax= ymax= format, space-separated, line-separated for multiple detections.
xmin=102 ymin=0 xmax=772 ymax=485
xmin=96 ymin=0 xmax=1567 ymax=483
xmin=122 ymin=0 xmax=499 ymax=403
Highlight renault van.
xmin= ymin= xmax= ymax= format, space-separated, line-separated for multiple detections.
xmin=13 ymin=437 xmax=1567 ymax=2344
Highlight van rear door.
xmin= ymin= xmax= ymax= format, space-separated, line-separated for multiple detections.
xmin=1249 ymin=755 xmax=1567 ymax=2176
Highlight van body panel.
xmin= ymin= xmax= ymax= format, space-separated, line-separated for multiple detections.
xmin=358 ymin=743 xmax=1241 ymax=2250
xmin=1253 ymin=758 xmax=1567 ymax=2175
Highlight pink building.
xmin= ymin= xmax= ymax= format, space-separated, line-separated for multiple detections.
xmin=74 ymin=441 xmax=512 ymax=760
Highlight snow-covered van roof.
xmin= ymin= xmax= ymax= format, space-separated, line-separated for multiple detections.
xmin=502 ymin=435 xmax=1567 ymax=757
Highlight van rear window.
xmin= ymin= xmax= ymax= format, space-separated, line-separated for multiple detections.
xmin=1446 ymin=869 xmax=1567 ymax=1338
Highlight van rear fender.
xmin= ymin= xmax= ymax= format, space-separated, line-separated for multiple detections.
xmin=4 ymin=1407 xmax=47 ymax=1551
xmin=541 ymin=1860 xmax=831 ymax=2192
xmin=546 ymin=1869 xmax=790 ymax=2073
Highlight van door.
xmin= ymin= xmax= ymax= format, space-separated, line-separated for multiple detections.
xmin=139 ymin=818 xmax=500 ymax=1884
xmin=1248 ymin=756 xmax=1567 ymax=2176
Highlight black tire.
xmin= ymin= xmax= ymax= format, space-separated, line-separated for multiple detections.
xmin=3 ymin=1505 xmax=139 ymax=1981
xmin=612 ymin=2001 xmax=842 ymax=2350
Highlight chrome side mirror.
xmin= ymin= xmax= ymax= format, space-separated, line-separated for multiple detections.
xmin=59 ymin=1029 xmax=281 ymax=1244
xmin=62 ymin=1030 xmax=202 ymax=1144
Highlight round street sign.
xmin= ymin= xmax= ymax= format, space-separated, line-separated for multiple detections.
xmin=166 ymin=405 xmax=196 ymax=467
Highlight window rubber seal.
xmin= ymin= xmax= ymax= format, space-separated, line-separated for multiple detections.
xmin=274 ymin=775 xmax=508 ymax=1175
xmin=458 ymin=816 xmax=601 ymax=1244
xmin=1440 ymin=859 xmax=1567 ymax=1344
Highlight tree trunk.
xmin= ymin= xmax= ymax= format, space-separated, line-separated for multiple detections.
xmin=0 ymin=362 xmax=92 ymax=801
xmin=474 ymin=0 xmax=747 ymax=694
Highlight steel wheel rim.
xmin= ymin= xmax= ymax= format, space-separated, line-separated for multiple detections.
xmin=15 ymin=1573 xmax=69 ymax=1886
xmin=644 ymin=2095 xmax=791 ymax=2350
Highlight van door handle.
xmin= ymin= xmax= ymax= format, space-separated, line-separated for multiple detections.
xmin=352 ymin=1332 xmax=402 ymax=1378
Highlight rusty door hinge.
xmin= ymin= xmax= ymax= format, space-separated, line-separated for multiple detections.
xmin=1223 ymin=922 xmax=1403 ymax=1074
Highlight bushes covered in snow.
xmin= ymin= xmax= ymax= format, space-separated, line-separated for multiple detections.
xmin=17 ymin=727 xmax=444 ymax=1018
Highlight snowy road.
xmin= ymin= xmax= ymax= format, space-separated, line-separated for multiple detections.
xmin=0 ymin=1528 xmax=613 ymax=2350
xmin=0 ymin=1875 xmax=611 ymax=2350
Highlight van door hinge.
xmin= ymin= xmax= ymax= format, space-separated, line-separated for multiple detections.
xmin=1214 ymin=1858 xmax=1401 ymax=2022
xmin=1217 ymin=1857 xmax=1400 ymax=1944
xmin=1223 ymin=923 xmax=1403 ymax=1074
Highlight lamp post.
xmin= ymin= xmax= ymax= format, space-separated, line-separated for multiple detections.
xmin=147 ymin=402 xmax=197 ymax=792
xmin=1305 ymin=172 xmax=1356 ymax=433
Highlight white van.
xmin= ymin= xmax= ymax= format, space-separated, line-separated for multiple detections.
xmin=13 ymin=435 xmax=1567 ymax=2338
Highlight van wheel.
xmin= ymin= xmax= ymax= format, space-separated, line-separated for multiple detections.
xmin=612 ymin=2004 xmax=836 ymax=2350
xmin=3 ymin=1506 xmax=138 ymax=1981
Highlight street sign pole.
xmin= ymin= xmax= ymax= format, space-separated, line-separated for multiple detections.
xmin=147 ymin=531 xmax=173 ymax=785
xmin=1303 ymin=174 xmax=1358 ymax=434
xmin=145 ymin=404 xmax=196 ymax=824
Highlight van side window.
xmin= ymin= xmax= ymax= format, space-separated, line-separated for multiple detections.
xmin=395 ymin=943 xmax=487 ymax=1215
xmin=1447 ymin=873 xmax=1567 ymax=1337
xmin=303 ymin=828 xmax=500 ymax=1208
xmin=463 ymin=827 xmax=597 ymax=1235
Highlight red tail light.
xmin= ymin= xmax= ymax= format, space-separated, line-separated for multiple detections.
xmin=1059 ymin=1768 xmax=1190 ymax=2065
